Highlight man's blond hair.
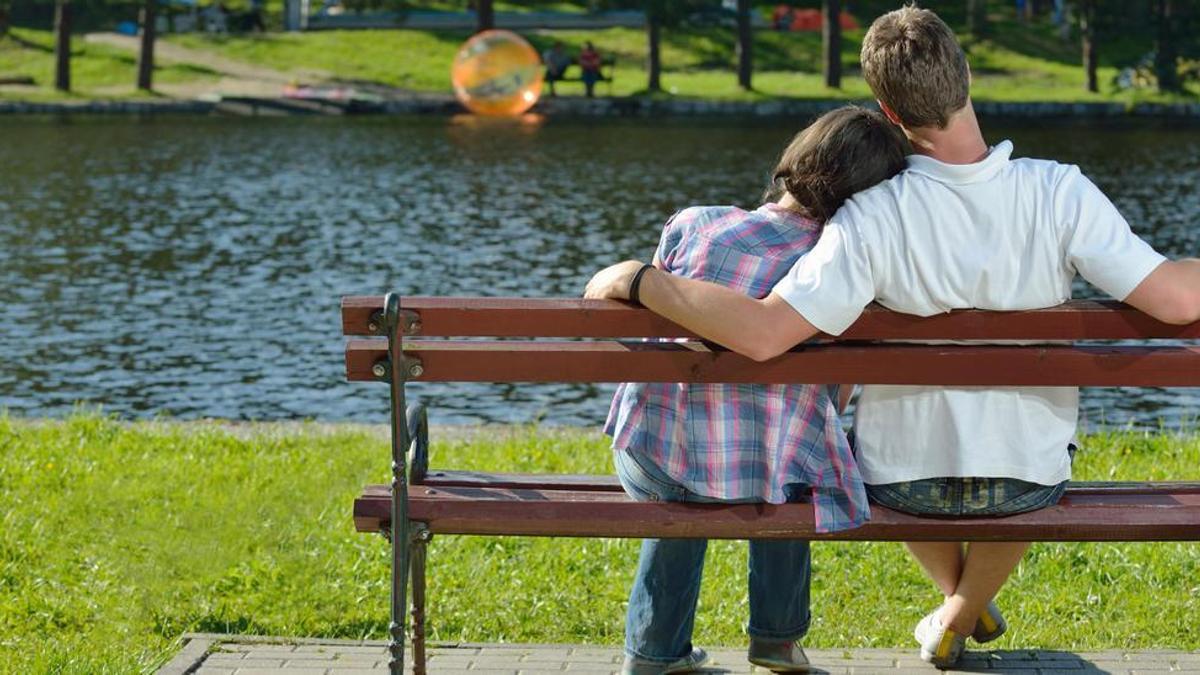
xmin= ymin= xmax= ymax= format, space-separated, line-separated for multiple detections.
xmin=861 ymin=5 xmax=969 ymax=129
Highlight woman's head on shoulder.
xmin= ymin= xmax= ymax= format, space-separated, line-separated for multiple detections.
xmin=767 ymin=105 xmax=909 ymax=223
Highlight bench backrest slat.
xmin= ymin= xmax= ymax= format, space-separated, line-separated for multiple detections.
xmin=345 ymin=340 xmax=1200 ymax=386
xmin=340 ymin=296 xmax=1200 ymax=340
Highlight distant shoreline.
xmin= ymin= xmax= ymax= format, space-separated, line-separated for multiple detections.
xmin=4 ymin=94 xmax=1200 ymax=119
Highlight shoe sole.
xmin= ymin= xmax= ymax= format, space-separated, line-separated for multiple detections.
xmin=747 ymin=658 xmax=811 ymax=673
xmin=663 ymin=655 xmax=710 ymax=674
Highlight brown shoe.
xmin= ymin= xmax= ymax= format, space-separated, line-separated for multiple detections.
xmin=748 ymin=638 xmax=811 ymax=672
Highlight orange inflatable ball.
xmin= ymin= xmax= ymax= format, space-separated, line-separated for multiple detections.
xmin=451 ymin=29 xmax=544 ymax=116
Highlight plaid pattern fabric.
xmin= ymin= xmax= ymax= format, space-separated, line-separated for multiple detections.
xmin=605 ymin=204 xmax=869 ymax=533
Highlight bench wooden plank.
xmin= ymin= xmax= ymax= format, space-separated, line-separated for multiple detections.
xmin=353 ymin=485 xmax=1200 ymax=541
xmin=341 ymin=296 xmax=1200 ymax=340
xmin=345 ymin=340 xmax=1200 ymax=386
xmin=415 ymin=471 xmax=1200 ymax=496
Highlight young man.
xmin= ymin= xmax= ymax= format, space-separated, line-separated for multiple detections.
xmin=585 ymin=5 xmax=1200 ymax=668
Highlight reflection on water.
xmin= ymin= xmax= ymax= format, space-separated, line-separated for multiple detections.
xmin=0 ymin=115 xmax=1196 ymax=427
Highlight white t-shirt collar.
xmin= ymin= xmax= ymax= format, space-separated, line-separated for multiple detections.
xmin=905 ymin=140 xmax=1014 ymax=185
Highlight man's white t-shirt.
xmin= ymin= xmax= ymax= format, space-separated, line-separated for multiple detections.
xmin=772 ymin=140 xmax=1166 ymax=486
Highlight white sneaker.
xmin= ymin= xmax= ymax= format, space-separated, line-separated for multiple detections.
xmin=914 ymin=610 xmax=966 ymax=668
xmin=972 ymin=601 xmax=1007 ymax=644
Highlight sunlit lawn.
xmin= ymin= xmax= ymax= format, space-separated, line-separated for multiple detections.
xmin=2 ymin=414 xmax=1198 ymax=673
xmin=0 ymin=29 xmax=220 ymax=100
xmin=168 ymin=20 xmax=1198 ymax=104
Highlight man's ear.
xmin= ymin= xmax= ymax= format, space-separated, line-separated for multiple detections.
xmin=877 ymin=100 xmax=903 ymax=126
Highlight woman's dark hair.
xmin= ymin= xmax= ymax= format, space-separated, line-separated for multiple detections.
xmin=765 ymin=106 xmax=909 ymax=223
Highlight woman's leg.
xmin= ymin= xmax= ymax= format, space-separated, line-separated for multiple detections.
xmin=615 ymin=450 xmax=709 ymax=668
xmin=938 ymin=542 xmax=1029 ymax=635
xmin=747 ymin=539 xmax=811 ymax=641
xmin=904 ymin=542 xmax=964 ymax=597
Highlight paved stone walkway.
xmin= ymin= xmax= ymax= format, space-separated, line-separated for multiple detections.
xmin=158 ymin=634 xmax=1200 ymax=674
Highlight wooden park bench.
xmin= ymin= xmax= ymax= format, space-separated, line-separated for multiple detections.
xmin=551 ymin=55 xmax=617 ymax=95
xmin=341 ymin=293 xmax=1200 ymax=675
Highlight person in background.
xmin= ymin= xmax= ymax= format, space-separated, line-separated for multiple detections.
xmin=542 ymin=41 xmax=572 ymax=97
xmin=609 ymin=106 xmax=908 ymax=675
xmin=579 ymin=41 xmax=603 ymax=98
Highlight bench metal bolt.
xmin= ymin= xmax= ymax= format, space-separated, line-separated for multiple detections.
xmin=408 ymin=363 xmax=424 ymax=378
xmin=372 ymin=363 xmax=388 ymax=378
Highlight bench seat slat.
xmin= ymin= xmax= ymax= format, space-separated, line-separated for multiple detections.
xmin=418 ymin=470 xmax=626 ymax=491
xmin=353 ymin=485 xmax=1200 ymax=541
xmin=341 ymin=296 xmax=1200 ymax=340
xmin=346 ymin=340 xmax=1200 ymax=386
xmin=414 ymin=471 xmax=1200 ymax=496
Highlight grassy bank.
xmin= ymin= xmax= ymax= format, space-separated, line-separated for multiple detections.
xmin=0 ymin=29 xmax=219 ymax=101
xmin=166 ymin=11 xmax=1198 ymax=104
xmin=1 ymin=415 xmax=1198 ymax=673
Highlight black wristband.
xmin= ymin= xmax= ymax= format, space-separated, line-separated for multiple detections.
xmin=628 ymin=263 xmax=654 ymax=306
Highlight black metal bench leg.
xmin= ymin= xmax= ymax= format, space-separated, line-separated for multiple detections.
xmin=411 ymin=525 xmax=431 ymax=675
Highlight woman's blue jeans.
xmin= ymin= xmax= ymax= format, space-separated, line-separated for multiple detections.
xmin=615 ymin=449 xmax=812 ymax=665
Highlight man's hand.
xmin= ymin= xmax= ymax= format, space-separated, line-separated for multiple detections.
xmin=584 ymin=260 xmax=647 ymax=300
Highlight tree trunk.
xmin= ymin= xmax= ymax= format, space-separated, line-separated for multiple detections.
xmin=0 ymin=3 xmax=10 ymax=37
xmin=54 ymin=0 xmax=70 ymax=92
xmin=1081 ymin=0 xmax=1097 ymax=93
xmin=736 ymin=0 xmax=752 ymax=90
xmin=968 ymin=0 xmax=989 ymax=36
xmin=137 ymin=0 xmax=157 ymax=91
xmin=823 ymin=0 xmax=841 ymax=88
xmin=646 ymin=15 xmax=661 ymax=92
xmin=475 ymin=0 xmax=494 ymax=33
xmin=1154 ymin=0 xmax=1179 ymax=92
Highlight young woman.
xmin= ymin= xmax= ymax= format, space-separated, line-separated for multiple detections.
xmin=606 ymin=106 xmax=909 ymax=675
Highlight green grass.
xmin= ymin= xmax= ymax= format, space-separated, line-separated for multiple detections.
xmin=166 ymin=17 xmax=1198 ymax=104
xmin=1 ymin=415 xmax=1198 ymax=673
xmin=0 ymin=29 xmax=219 ymax=100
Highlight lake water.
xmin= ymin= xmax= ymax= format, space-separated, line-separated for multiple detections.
xmin=1 ymin=114 xmax=1197 ymax=427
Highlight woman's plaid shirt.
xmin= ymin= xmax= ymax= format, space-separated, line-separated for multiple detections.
xmin=605 ymin=204 xmax=869 ymax=532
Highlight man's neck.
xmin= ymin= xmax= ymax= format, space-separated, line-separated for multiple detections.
xmin=905 ymin=102 xmax=989 ymax=165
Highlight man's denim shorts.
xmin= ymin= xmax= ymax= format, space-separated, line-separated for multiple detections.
xmin=865 ymin=446 xmax=1075 ymax=518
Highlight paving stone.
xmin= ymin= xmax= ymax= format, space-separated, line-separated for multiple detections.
xmin=235 ymin=669 xmax=327 ymax=675
xmin=292 ymin=647 xmax=339 ymax=658
xmin=520 ymin=649 xmax=574 ymax=661
xmin=203 ymin=655 xmax=250 ymax=665
xmin=211 ymin=658 xmax=286 ymax=668
xmin=232 ymin=662 xmax=328 ymax=667
xmin=425 ymin=658 xmax=476 ymax=669
xmin=324 ymin=646 xmax=387 ymax=656
xmin=195 ymin=669 xmax=237 ymax=675
xmin=1081 ymin=664 xmax=1133 ymax=674
xmin=284 ymin=659 xmax=342 ymax=668
xmin=1035 ymin=652 xmax=1090 ymax=662
xmin=241 ymin=646 xmax=300 ymax=654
